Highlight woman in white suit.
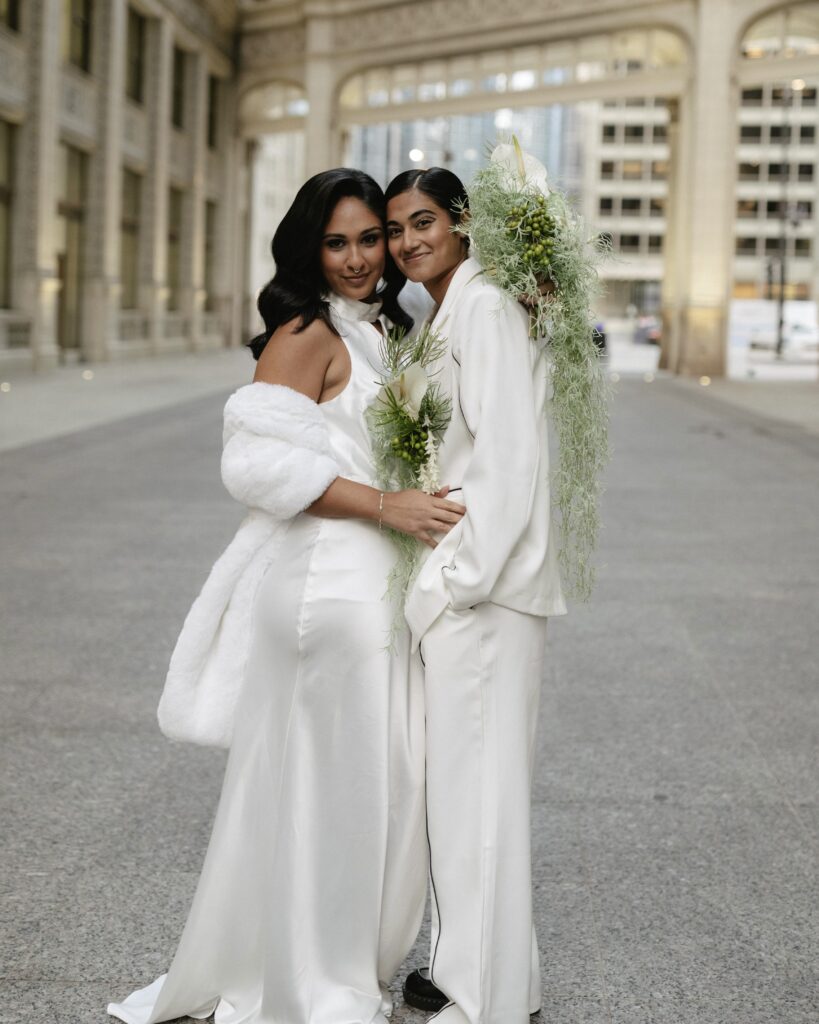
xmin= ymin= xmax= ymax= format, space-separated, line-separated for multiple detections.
xmin=385 ymin=168 xmax=566 ymax=1024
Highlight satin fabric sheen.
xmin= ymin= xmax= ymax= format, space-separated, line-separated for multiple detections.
xmin=108 ymin=295 xmax=427 ymax=1024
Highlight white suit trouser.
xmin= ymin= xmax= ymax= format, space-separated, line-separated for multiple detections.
xmin=419 ymin=603 xmax=548 ymax=1024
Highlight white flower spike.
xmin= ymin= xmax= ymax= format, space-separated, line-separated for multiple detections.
xmin=490 ymin=137 xmax=551 ymax=197
xmin=418 ymin=417 xmax=441 ymax=494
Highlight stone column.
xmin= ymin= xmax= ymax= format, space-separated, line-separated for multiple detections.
xmin=181 ymin=50 xmax=209 ymax=350
xmin=223 ymin=133 xmax=248 ymax=350
xmin=676 ymin=0 xmax=737 ymax=377
xmin=15 ymin=0 xmax=62 ymax=369
xmin=241 ymin=138 xmax=259 ymax=341
xmin=83 ymin=0 xmax=127 ymax=363
xmin=214 ymin=77 xmax=242 ymax=348
xmin=304 ymin=16 xmax=339 ymax=175
xmin=139 ymin=14 xmax=173 ymax=354
xmin=659 ymin=96 xmax=690 ymax=373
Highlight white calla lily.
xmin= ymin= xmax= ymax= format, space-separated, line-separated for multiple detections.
xmin=378 ymin=361 xmax=428 ymax=420
xmin=490 ymin=139 xmax=551 ymax=197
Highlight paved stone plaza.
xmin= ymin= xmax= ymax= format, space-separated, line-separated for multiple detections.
xmin=1 ymin=370 xmax=817 ymax=1023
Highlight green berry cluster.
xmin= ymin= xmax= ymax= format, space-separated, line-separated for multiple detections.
xmin=390 ymin=424 xmax=429 ymax=469
xmin=506 ymin=194 xmax=556 ymax=269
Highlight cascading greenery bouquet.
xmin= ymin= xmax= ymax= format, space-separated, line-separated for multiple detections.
xmin=367 ymin=323 xmax=452 ymax=626
xmin=457 ymin=137 xmax=610 ymax=600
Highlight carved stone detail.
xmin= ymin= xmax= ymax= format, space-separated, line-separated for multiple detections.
xmin=330 ymin=0 xmax=665 ymax=50
xmin=164 ymin=0 xmax=238 ymax=55
xmin=240 ymin=25 xmax=307 ymax=67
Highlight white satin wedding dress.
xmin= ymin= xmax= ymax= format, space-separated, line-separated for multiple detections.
xmin=108 ymin=293 xmax=427 ymax=1024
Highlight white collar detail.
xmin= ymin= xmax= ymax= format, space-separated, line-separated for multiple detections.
xmin=324 ymin=292 xmax=382 ymax=324
xmin=431 ymin=256 xmax=485 ymax=332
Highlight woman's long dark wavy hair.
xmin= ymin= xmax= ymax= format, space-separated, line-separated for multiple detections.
xmin=249 ymin=168 xmax=412 ymax=360
xmin=385 ymin=166 xmax=470 ymax=224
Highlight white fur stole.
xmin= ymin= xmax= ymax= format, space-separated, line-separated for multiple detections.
xmin=157 ymin=383 xmax=339 ymax=748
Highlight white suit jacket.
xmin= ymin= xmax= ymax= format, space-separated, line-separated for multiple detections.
xmin=405 ymin=257 xmax=566 ymax=644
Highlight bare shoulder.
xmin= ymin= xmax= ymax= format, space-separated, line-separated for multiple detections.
xmin=254 ymin=316 xmax=338 ymax=398
xmin=260 ymin=315 xmax=336 ymax=362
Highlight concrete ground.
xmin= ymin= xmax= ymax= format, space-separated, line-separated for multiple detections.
xmin=0 ymin=348 xmax=251 ymax=453
xmin=1 ymin=353 xmax=817 ymax=1023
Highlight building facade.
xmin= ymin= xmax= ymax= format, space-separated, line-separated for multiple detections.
xmin=2 ymin=1 xmax=818 ymax=376
xmin=238 ymin=0 xmax=819 ymax=377
xmin=734 ymin=77 xmax=818 ymax=303
xmin=0 ymin=0 xmax=243 ymax=370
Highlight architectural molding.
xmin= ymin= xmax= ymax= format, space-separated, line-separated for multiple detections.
xmin=163 ymin=0 xmax=238 ymax=55
xmin=330 ymin=0 xmax=686 ymax=50
xmin=237 ymin=1 xmax=698 ymax=96
xmin=240 ymin=25 xmax=307 ymax=67
xmin=240 ymin=0 xmax=696 ymax=53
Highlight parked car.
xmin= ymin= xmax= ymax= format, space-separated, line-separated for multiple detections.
xmin=633 ymin=315 xmax=661 ymax=345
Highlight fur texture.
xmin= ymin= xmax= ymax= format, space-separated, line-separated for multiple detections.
xmin=221 ymin=383 xmax=340 ymax=519
xmin=157 ymin=383 xmax=340 ymax=748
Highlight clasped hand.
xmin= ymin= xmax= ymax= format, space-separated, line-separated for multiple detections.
xmin=381 ymin=487 xmax=465 ymax=549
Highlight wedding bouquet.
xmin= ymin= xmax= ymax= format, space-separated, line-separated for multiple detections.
xmin=457 ymin=137 xmax=610 ymax=600
xmin=367 ymin=323 xmax=452 ymax=625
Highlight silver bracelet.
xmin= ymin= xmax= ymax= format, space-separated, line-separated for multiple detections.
xmin=378 ymin=491 xmax=385 ymax=530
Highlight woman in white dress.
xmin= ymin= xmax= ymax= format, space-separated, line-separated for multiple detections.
xmin=108 ymin=168 xmax=465 ymax=1024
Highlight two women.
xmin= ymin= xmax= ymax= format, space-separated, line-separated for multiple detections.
xmin=109 ymin=162 xmax=564 ymax=1024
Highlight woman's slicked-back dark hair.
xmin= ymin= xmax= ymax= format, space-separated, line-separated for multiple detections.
xmin=249 ymin=167 xmax=412 ymax=360
xmin=385 ymin=166 xmax=469 ymax=223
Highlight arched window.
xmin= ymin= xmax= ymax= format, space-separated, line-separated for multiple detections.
xmin=741 ymin=3 xmax=819 ymax=60
xmin=239 ymin=82 xmax=308 ymax=133
xmin=339 ymin=29 xmax=688 ymax=116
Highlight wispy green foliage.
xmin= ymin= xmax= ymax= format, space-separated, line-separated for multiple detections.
xmin=366 ymin=323 xmax=452 ymax=642
xmin=457 ymin=153 xmax=610 ymax=600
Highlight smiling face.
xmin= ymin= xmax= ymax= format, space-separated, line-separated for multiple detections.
xmin=320 ymin=195 xmax=386 ymax=301
xmin=386 ymin=188 xmax=466 ymax=301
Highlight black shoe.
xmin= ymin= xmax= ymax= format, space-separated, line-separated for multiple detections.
xmin=402 ymin=968 xmax=448 ymax=1012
